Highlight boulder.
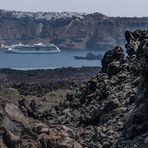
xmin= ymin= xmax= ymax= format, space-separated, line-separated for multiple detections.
xmin=101 ymin=46 xmax=124 ymax=73
xmin=106 ymin=61 xmax=120 ymax=76
xmin=1 ymin=127 xmax=21 ymax=148
xmin=38 ymin=126 xmax=82 ymax=148
xmin=5 ymin=103 xmax=29 ymax=127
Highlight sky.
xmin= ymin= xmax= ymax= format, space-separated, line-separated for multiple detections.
xmin=0 ymin=0 xmax=148 ymax=17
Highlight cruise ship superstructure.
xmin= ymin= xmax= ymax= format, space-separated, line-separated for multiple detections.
xmin=6 ymin=43 xmax=60 ymax=54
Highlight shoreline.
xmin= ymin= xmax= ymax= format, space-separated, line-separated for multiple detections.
xmin=1 ymin=66 xmax=100 ymax=71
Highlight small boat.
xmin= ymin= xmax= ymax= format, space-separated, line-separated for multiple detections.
xmin=74 ymin=52 xmax=103 ymax=60
xmin=5 ymin=43 xmax=60 ymax=54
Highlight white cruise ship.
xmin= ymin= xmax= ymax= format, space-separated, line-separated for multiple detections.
xmin=6 ymin=43 xmax=60 ymax=54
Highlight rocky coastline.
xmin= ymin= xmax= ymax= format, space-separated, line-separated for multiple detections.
xmin=1 ymin=29 xmax=148 ymax=148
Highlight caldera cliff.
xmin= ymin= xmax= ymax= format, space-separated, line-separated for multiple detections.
xmin=0 ymin=10 xmax=148 ymax=50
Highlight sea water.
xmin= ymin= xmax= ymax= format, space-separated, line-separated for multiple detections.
xmin=0 ymin=49 xmax=105 ymax=70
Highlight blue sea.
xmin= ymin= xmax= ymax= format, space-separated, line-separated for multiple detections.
xmin=0 ymin=49 xmax=105 ymax=70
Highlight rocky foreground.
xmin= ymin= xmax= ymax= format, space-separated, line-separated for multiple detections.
xmin=1 ymin=29 xmax=148 ymax=148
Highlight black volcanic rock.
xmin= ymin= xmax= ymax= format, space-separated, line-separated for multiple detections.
xmin=47 ymin=29 xmax=148 ymax=147
xmin=101 ymin=46 xmax=125 ymax=75
xmin=2 ymin=29 xmax=148 ymax=147
xmin=113 ymin=29 xmax=148 ymax=147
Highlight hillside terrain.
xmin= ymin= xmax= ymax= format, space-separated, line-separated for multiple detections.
xmin=0 ymin=10 xmax=148 ymax=50
xmin=0 ymin=29 xmax=148 ymax=147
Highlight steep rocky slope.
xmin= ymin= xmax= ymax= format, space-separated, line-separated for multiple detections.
xmin=1 ymin=29 xmax=148 ymax=147
xmin=0 ymin=10 xmax=148 ymax=50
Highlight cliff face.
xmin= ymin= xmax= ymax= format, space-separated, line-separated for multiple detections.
xmin=0 ymin=10 xmax=148 ymax=50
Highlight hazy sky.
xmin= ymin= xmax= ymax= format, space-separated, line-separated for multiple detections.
xmin=0 ymin=0 xmax=147 ymax=17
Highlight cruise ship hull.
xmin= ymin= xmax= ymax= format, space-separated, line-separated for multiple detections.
xmin=6 ymin=49 xmax=60 ymax=54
